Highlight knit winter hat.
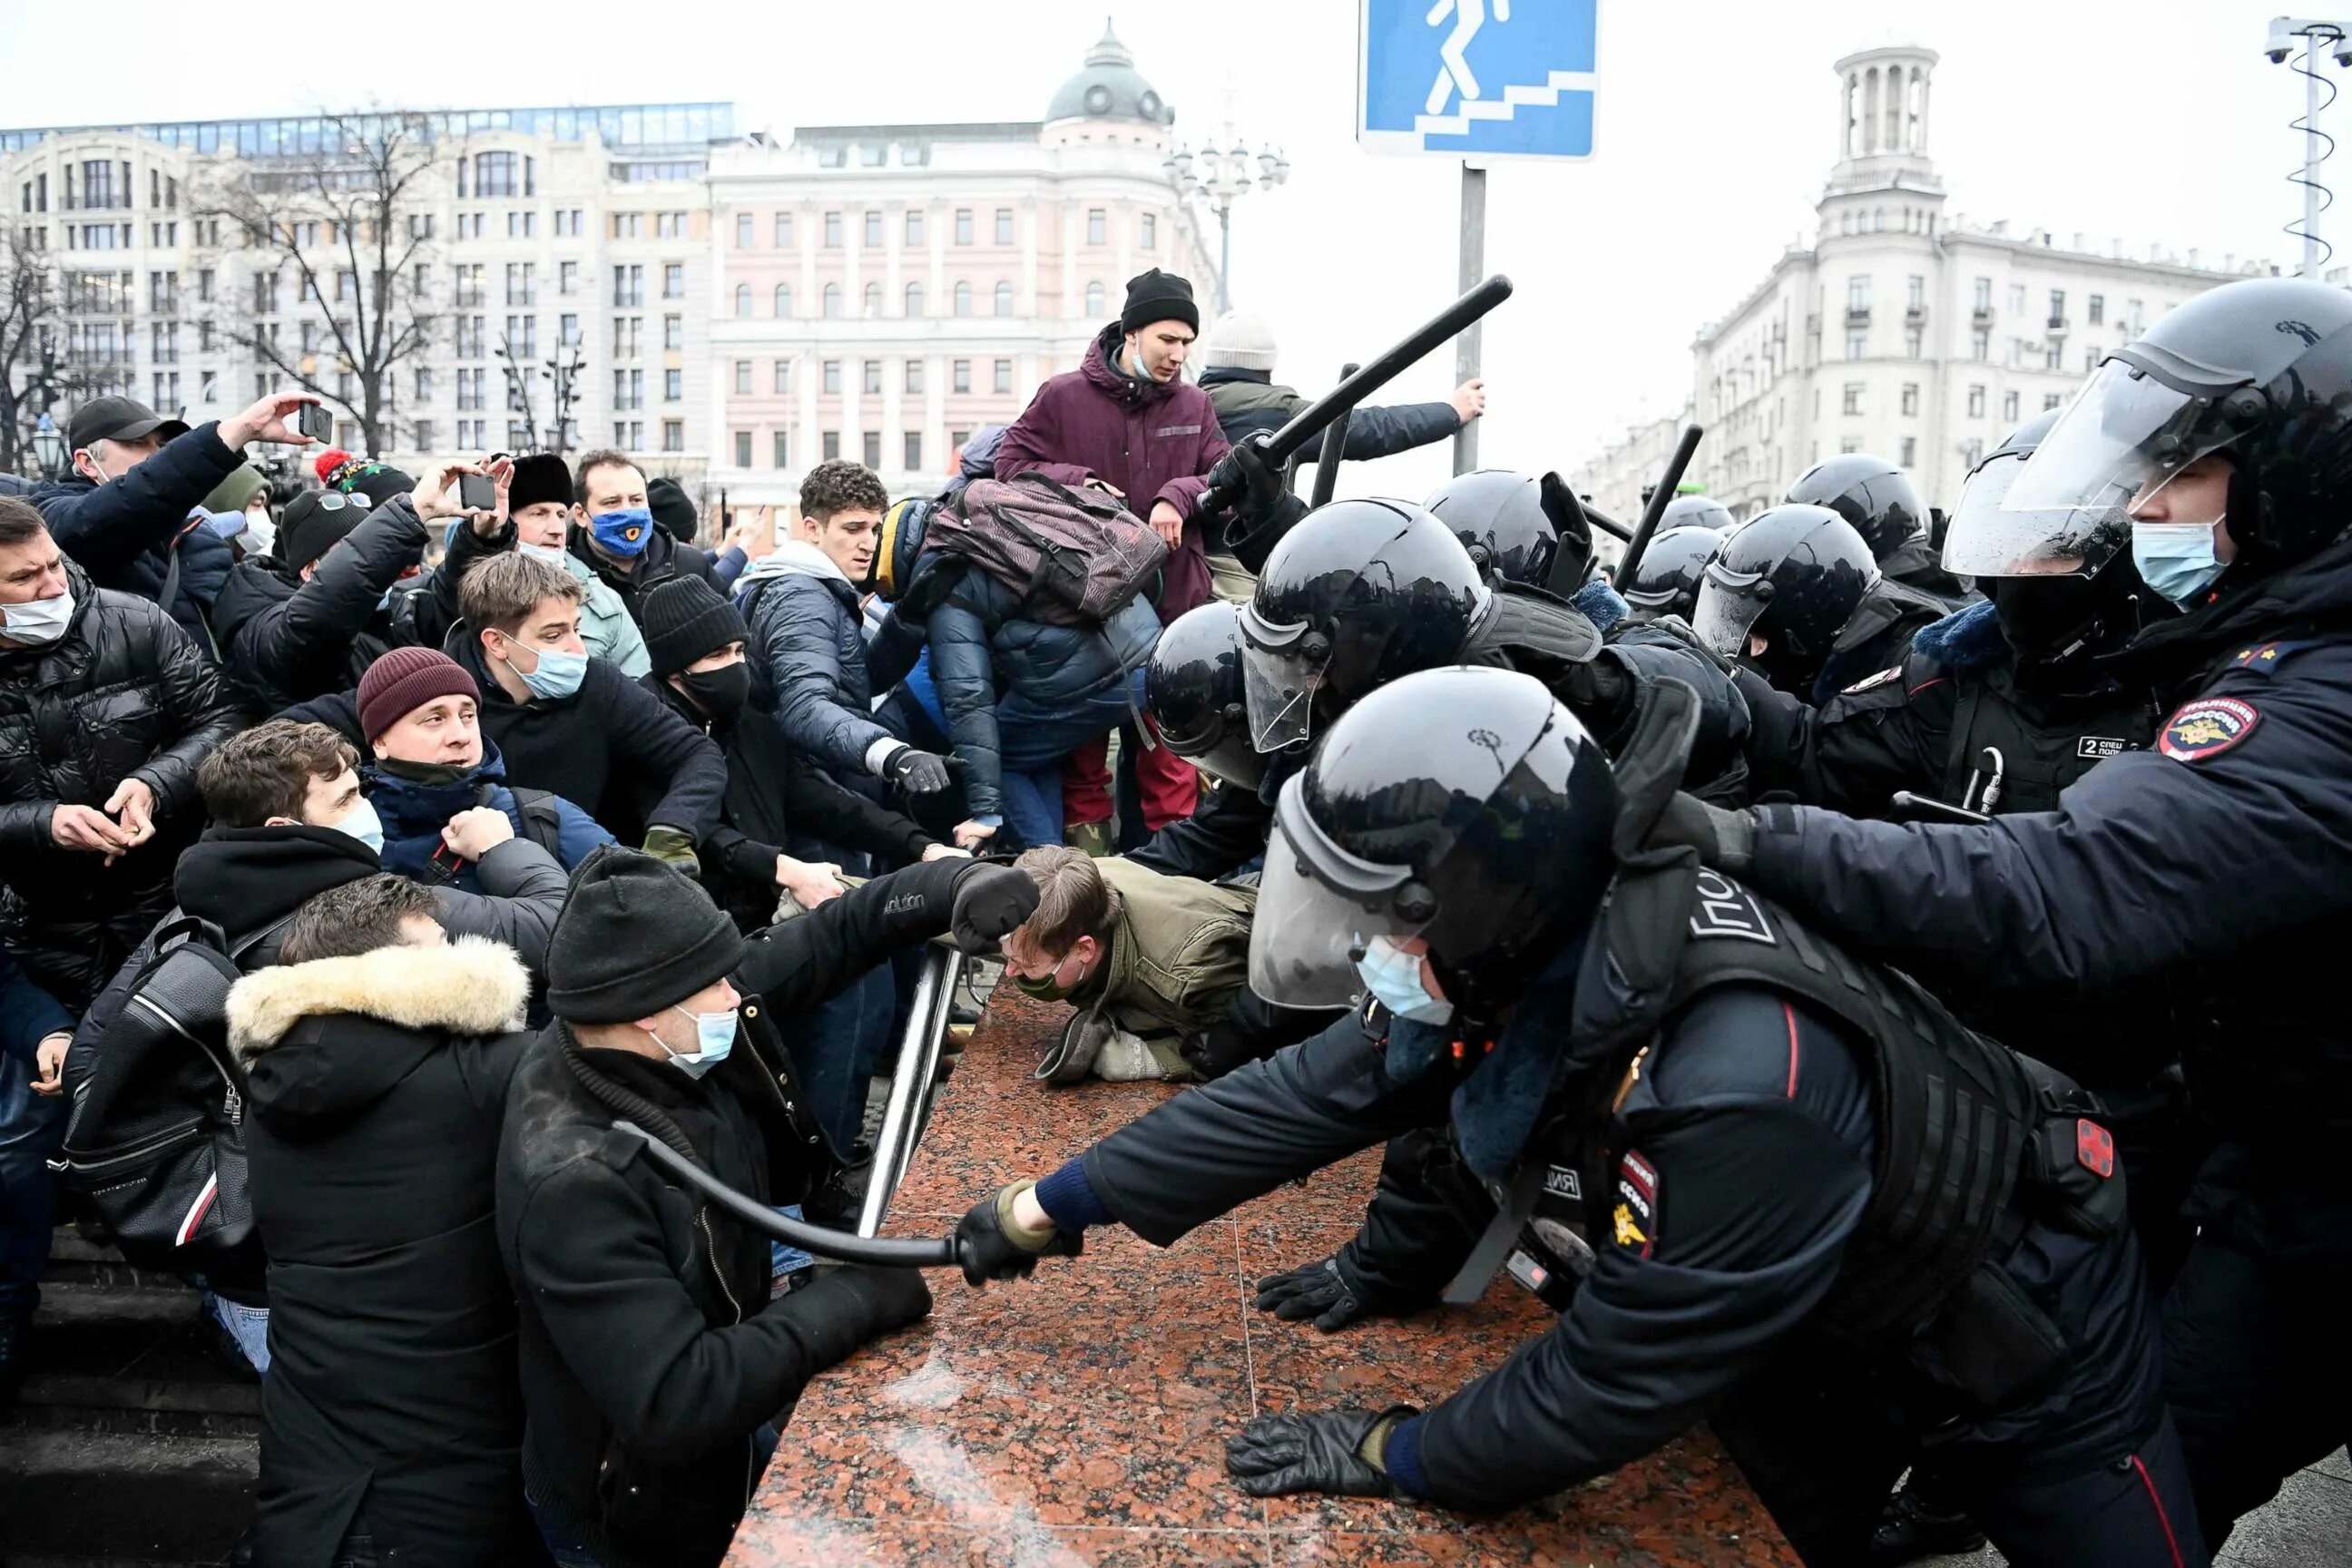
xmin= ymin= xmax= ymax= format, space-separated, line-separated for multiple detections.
xmin=1120 ymin=268 xmax=1199 ymax=335
xmin=279 ymin=488 xmax=372 ymax=573
xmin=1202 ymin=310 xmax=1278 ymax=372
xmin=545 ymin=847 xmax=744 ymax=1024
xmin=357 ymin=646 xmax=480 ymax=742
xmin=315 ymin=448 xmax=415 ymax=508
xmin=647 ymin=476 xmax=698 ymax=544
xmin=508 ymin=454 xmax=574 ymax=515
xmin=640 ymin=575 xmax=749 ymax=678
xmin=199 ymin=465 xmax=269 ymax=516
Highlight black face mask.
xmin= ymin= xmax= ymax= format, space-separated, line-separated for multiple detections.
xmin=677 ymin=662 xmax=750 ymax=719
xmin=1991 ymin=575 xmax=2102 ymax=662
xmin=373 ymin=755 xmax=476 ymax=787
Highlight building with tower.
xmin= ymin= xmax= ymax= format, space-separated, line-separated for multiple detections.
xmin=1573 ymin=44 xmax=2262 ymax=520
xmin=703 ymin=21 xmax=1224 ymax=514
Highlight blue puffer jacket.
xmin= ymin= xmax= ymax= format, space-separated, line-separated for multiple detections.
xmin=363 ymin=746 xmax=612 ymax=892
xmin=737 ymin=543 xmax=892 ymax=780
xmin=871 ymin=558 xmax=1159 ymax=818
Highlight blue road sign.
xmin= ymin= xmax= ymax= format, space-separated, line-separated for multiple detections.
xmin=1357 ymin=0 xmax=1597 ymax=161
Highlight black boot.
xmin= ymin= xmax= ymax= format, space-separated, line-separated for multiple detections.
xmin=0 ymin=1308 xmax=28 ymax=1404
xmin=1869 ymin=1473 xmax=1988 ymax=1566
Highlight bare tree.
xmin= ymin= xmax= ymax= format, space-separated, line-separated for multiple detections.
xmin=198 ymin=110 xmax=438 ymax=456
xmin=0 ymin=230 xmax=69 ymax=475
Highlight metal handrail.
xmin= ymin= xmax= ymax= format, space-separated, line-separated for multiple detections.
xmin=856 ymin=946 xmax=965 ymax=1238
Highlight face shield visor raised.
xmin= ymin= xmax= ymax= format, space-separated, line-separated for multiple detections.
xmin=1689 ymin=562 xmax=1773 ymax=658
xmin=1247 ymin=779 xmax=1431 ymax=1009
xmin=1239 ymin=602 xmax=1333 ymax=755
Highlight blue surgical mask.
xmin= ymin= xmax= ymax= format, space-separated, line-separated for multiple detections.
xmin=0 ymin=586 xmax=74 ymax=647
xmin=660 ymin=1004 xmax=738 ymax=1078
xmin=591 ymin=506 xmax=655 ymax=557
xmin=330 ymin=797 xmax=385 ymax=858
xmin=509 ymin=641 xmax=588 ymax=701
xmin=2132 ymin=521 xmax=2228 ymax=607
xmin=1355 ymin=935 xmax=1454 ymax=1026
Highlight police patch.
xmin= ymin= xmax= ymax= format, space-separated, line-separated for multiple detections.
xmin=2230 ymin=641 xmax=2316 ymax=675
xmin=1689 ymin=867 xmax=1776 ymax=946
xmin=2158 ymin=697 xmax=2260 ymax=762
xmin=2075 ymin=736 xmax=2132 ymax=760
xmin=1840 ymin=665 xmax=1904 ymax=694
xmin=1613 ymin=1148 xmax=1658 ymax=1259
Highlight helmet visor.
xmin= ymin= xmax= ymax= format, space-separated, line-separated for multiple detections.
xmin=1690 ymin=565 xmax=1772 ymax=658
xmin=1942 ymin=444 xmax=2129 ymax=579
xmin=1249 ymin=819 xmax=1429 ymax=1008
xmin=1239 ymin=627 xmax=1331 ymax=754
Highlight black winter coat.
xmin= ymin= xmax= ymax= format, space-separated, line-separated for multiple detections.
xmin=1198 ymin=367 xmax=1461 ymax=464
xmin=233 ymin=936 xmax=542 ymax=1567
xmin=31 ymin=422 xmax=244 ymax=646
xmin=638 ymin=673 xmax=936 ymax=930
xmin=0 ymin=564 xmax=241 ymax=1008
xmin=495 ymin=860 xmax=964 ymax=1568
xmin=566 ymin=524 xmax=718 ymax=628
xmin=283 ymin=630 xmax=726 ymax=844
xmin=210 ymin=494 xmax=426 ymax=712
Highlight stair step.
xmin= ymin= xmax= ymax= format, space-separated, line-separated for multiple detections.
xmin=0 ymin=1426 xmax=254 ymax=1561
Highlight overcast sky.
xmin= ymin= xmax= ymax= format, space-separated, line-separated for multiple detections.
xmin=0 ymin=0 xmax=2316 ymax=498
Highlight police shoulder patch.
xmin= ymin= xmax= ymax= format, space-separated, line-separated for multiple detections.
xmin=1840 ymin=665 xmax=1904 ymax=694
xmin=1612 ymin=1148 xmax=1658 ymax=1259
xmin=2158 ymin=696 xmax=2261 ymax=762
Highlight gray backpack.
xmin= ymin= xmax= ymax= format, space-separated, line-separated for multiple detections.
xmin=926 ymin=471 xmax=1168 ymax=626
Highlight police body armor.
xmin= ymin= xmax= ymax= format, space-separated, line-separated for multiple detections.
xmin=1937 ymin=665 xmax=2161 ymax=816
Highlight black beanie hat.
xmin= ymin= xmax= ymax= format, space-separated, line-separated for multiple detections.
xmin=1120 ymin=268 xmax=1199 ymax=336
xmin=647 ymin=476 xmax=698 ymax=543
xmin=641 ymin=575 xmax=750 ymax=678
xmin=279 ymin=489 xmax=372 ymax=572
xmin=545 ymin=847 xmax=744 ymax=1024
xmin=509 ymin=454 xmax=574 ymax=515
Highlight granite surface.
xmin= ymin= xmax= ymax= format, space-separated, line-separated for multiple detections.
xmin=728 ymin=988 xmax=1799 ymax=1567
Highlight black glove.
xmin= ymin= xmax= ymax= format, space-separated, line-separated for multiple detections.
xmin=1225 ymin=1405 xmax=1418 ymax=1498
xmin=1649 ymin=790 xmax=1756 ymax=873
xmin=771 ymin=1263 xmax=933 ymax=1369
xmin=1554 ymin=649 xmax=1636 ymax=735
xmin=1252 ymin=1253 xmax=1387 ymax=1334
xmin=948 ymin=861 xmax=1040 ymax=953
xmin=887 ymin=745 xmax=956 ymax=794
xmin=954 ymin=1181 xmax=1083 ymax=1288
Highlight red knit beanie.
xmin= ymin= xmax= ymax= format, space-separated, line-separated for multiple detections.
xmin=358 ymin=647 xmax=480 ymax=741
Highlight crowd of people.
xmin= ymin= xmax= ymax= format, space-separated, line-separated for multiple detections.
xmin=0 ymin=260 xmax=2339 ymax=1568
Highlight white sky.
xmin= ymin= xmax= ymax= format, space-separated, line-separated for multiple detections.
xmin=0 ymin=0 xmax=2316 ymax=498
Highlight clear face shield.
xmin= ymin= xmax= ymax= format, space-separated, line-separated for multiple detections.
xmin=1239 ymin=603 xmax=1332 ymax=755
xmin=1247 ymin=784 xmax=1431 ymax=1009
xmin=1688 ymin=564 xmax=1772 ymax=658
xmin=1952 ymin=358 xmax=2244 ymax=578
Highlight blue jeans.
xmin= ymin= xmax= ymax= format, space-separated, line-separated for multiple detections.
xmin=792 ymin=964 xmax=897 ymax=1156
xmin=994 ymin=670 xmax=1146 ymax=851
xmin=0 ymin=1050 xmax=67 ymax=1318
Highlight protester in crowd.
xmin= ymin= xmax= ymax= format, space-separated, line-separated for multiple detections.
xmin=413 ymin=454 xmax=650 ymax=676
xmin=0 ymin=497 xmax=241 ymax=1010
xmin=994 ymin=268 xmax=1226 ymax=842
xmin=1003 ymin=846 xmax=1259 ymax=1083
xmin=738 ymin=459 xmax=957 ymax=823
xmin=232 ymin=876 xmax=542 ymax=1567
xmin=31 ymin=391 xmax=317 ymax=644
xmin=498 ymin=849 xmax=959 ymax=1568
xmin=200 ymin=464 xmax=273 ymax=533
xmin=355 ymin=646 xmax=612 ymax=886
xmin=867 ymin=497 xmax=1160 ymax=853
xmin=1199 ymin=307 xmax=1485 ymax=468
xmin=0 ymin=946 xmax=74 ymax=1401
xmin=566 ymin=448 xmax=720 ymax=626
xmin=287 ymin=551 xmax=726 ymax=864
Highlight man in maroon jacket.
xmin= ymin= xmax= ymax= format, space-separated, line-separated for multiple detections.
xmin=994 ymin=269 xmax=1227 ymax=845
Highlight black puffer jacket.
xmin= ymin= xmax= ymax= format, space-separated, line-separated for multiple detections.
xmin=31 ymin=422 xmax=245 ymax=647
xmin=0 ymin=564 xmax=242 ymax=1007
xmin=211 ymin=494 xmax=427 ymax=712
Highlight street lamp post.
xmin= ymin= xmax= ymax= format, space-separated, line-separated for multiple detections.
xmin=31 ymin=414 xmax=64 ymax=482
xmin=1162 ymin=135 xmax=1289 ymax=314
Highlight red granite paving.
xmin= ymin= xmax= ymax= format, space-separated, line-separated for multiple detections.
xmin=728 ymin=989 xmax=1800 ymax=1567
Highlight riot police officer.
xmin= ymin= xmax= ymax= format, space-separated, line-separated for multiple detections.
xmin=1691 ymin=504 xmax=1947 ymax=704
xmin=1421 ymin=467 xmax=1563 ymax=587
xmin=952 ymin=667 xmax=2200 ymax=1567
xmin=1657 ymin=493 xmax=1738 ymax=533
xmin=1126 ymin=600 xmax=1277 ymax=881
xmin=1618 ymin=524 xmax=1723 ymax=623
xmin=1655 ymin=275 xmax=2352 ymax=1553
xmin=1788 ymin=451 xmax=1972 ymax=606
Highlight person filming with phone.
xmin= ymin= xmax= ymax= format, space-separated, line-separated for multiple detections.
xmin=30 ymin=390 xmax=326 ymax=645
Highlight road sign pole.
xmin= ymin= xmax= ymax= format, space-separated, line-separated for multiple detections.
xmin=1453 ymin=162 xmax=1486 ymax=475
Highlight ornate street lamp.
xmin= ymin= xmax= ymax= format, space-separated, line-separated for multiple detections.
xmin=31 ymin=415 xmax=65 ymax=482
xmin=1162 ymin=131 xmax=1289 ymax=313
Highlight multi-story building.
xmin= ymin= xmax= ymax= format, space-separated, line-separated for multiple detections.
xmin=704 ymin=23 xmax=1221 ymax=511
xmin=4 ymin=103 xmax=730 ymax=483
xmin=1573 ymin=45 xmax=2260 ymax=520
xmin=1568 ymin=404 xmax=1691 ymax=549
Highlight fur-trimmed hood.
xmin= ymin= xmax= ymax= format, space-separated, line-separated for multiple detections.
xmin=230 ymin=936 xmax=530 ymax=1061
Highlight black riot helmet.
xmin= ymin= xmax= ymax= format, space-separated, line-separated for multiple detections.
xmin=1657 ymin=494 xmax=1737 ymax=533
xmin=1690 ymin=505 xmax=1879 ymax=691
xmin=1248 ymin=666 xmax=1618 ymax=1022
xmin=1787 ymin=453 xmax=1929 ymax=561
xmin=1144 ymin=602 xmax=1262 ymax=790
xmin=1618 ymin=524 xmax=1722 ymax=621
xmin=1240 ymin=497 xmax=1497 ymax=754
xmin=1422 ymin=469 xmax=1560 ymax=586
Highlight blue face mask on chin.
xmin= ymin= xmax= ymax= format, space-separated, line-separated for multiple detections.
xmin=2132 ymin=521 xmax=2229 ymax=606
xmin=507 ymin=639 xmax=588 ymax=701
xmin=591 ymin=507 xmax=654 ymax=557
xmin=1355 ymin=935 xmax=1454 ymax=1026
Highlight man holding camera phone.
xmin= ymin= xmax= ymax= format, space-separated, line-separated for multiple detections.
xmin=31 ymin=390 xmax=327 ymax=645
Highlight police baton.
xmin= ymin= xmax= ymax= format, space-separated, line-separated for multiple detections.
xmin=1200 ymin=274 xmax=1516 ymax=522
xmin=1613 ymin=423 xmax=1706 ymax=583
xmin=1307 ymin=362 xmax=1363 ymax=508
xmin=611 ymin=1121 xmax=970 ymax=1271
